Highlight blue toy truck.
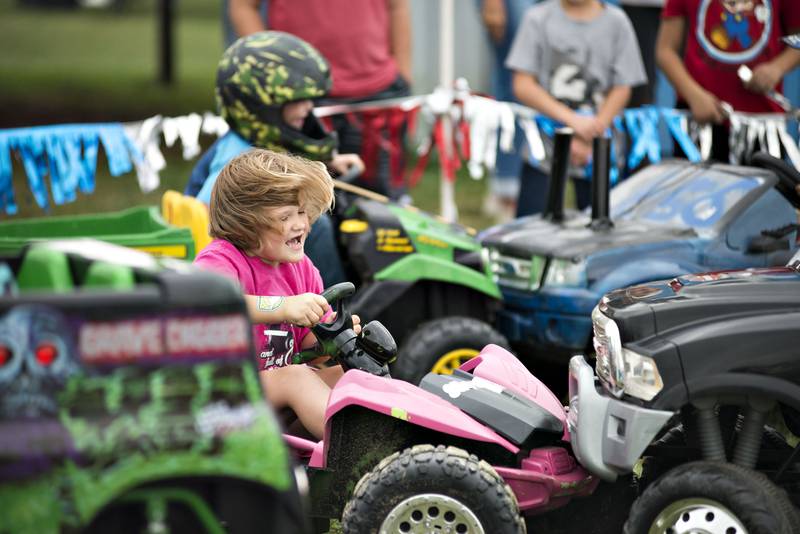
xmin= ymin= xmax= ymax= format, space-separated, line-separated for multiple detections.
xmin=481 ymin=138 xmax=800 ymax=364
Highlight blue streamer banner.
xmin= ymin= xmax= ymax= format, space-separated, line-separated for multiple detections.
xmin=0 ymin=123 xmax=140 ymax=215
xmin=0 ymin=105 xmax=781 ymax=217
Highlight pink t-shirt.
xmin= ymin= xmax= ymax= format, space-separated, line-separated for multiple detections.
xmin=267 ymin=0 xmax=399 ymax=98
xmin=194 ymin=239 xmax=325 ymax=371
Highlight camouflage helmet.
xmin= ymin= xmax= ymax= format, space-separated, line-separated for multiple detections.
xmin=216 ymin=31 xmax=337 ymax=160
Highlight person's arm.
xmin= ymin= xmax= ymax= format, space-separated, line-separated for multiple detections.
xmin=244 ymin=293 xmax=328 ymax=326
xmin=481 ymin=0 xmax=507 ymax=44
xmin=512 ymin=72 xmax=604 ymax=141
xmin=566 ymin=86 xmax=631 ymax=166
xmin=746 ymin=46 xmax=800 ymax=94
xmin=656 ymin=16 xmax=726 ymax=123
xmin=229 ymin=0 xmax=267 ymax=37
xmin=388 ymin=0 xmax=412 ymax=82
xmin=596 ymin=85 xmax=631 ymax=130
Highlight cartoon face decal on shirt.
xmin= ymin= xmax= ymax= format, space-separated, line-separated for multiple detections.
xmin=259 ymin=325 xmax=296 ymax=370
xmin=548 ymin=47 xmax=603 ymax=111
xmin=697 ymin=0 xmax=772 ymax=63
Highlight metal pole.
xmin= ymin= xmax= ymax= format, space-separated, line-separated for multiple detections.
xmin=590 ymin=136 xmax=613 ymax=229
xmin=438 ymin=0 xmax=457 ymax=222
xmin=544 ymin=128 xmax=572 ymax=222
xmin=159 ymin=0 xmax=174 ymax=85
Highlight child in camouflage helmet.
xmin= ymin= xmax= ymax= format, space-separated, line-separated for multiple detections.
xmin=187 ymin=31 xmax=363 ymax=287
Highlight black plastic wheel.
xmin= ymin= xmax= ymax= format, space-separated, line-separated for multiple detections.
xmin=390 ymin=317 xmax=510 ymax=385
xmin=624 ymin=461 xmax=797 ymax=534
xmin=340 ymin=444 xmax=525 ymax=534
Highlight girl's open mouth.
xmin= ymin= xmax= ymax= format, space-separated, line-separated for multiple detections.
xmin=286 ymin=235 xmax=303 ymax=250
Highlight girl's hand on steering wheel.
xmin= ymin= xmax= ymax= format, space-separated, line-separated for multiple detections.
xmin=284 ymin=293 xmax=328 ymax=327
xmin=325 ymin=312 xmax=362 ymax=335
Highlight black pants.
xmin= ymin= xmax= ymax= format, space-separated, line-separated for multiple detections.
xmin=516 ymin=162 xmax=592 ymax=217
xmin=622 ymin=5 xmax=662 ymax=107
xmin=320 ymin=75 xmax=411 ymax=200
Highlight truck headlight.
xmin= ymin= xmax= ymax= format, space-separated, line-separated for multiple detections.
xmin=620 ymin=347 xmax=663 ymax=401
xmin=544 ymin=258 xmax=587 ymax=288
xmin=488 ymin=249 xmax=546 ymax=291
xmin=591 ymin=306 xmax=663 ymax=401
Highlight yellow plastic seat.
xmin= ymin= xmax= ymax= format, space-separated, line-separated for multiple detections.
xmin=181 ymin=196 xmax=212 ymax=253
xmin=161 ymin=190 xmax=212 ymax=254
xmin=161 ymin=190 xmax=183 ymax=226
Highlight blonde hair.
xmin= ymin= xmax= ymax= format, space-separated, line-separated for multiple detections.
xmin=209 ymin=148 xmax=334 ymax=252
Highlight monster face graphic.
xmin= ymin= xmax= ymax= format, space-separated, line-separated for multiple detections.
xmin=0 ymin=306 xmax=80 ymax=419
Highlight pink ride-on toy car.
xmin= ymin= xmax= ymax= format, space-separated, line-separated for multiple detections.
xmin=286 ymin=283 xmax=599 ymax=533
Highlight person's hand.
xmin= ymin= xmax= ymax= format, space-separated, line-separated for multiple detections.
xmin=687 ymin=89 xmax=727 ymax=124
xmin=568 ymin=114 xmax=604 ymax=142
xmin=745 ymin=62 xmax=782 ymax=94
xmin=283 ymin=293 xmax=328 ymax=327
xmin=570 ymin=137 xmax=592 ymax=167
xmin=329 ymin=153 xmax=364 ymax=176
xmin=324 ymin=312 xmax=362 ymax=335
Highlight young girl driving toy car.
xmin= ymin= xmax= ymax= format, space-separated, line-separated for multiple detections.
xmin=194 ymin=148 xmax=359 ymax=439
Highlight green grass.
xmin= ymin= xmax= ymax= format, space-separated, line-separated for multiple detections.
xmin=0 ymin=0 xmax=221 ymax=126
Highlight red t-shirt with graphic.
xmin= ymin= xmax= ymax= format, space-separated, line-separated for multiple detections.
xmin=194 ymin=239 xmax=326 ymax=371
xmin=662 ymin=0 xmax=800 ymax=112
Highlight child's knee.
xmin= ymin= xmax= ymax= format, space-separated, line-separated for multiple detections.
xmin=260 ymin=365 xmax=308 ymax=402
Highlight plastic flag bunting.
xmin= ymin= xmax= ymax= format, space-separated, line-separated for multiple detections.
xmin=2 ymin=97 xmax=800 ymax=217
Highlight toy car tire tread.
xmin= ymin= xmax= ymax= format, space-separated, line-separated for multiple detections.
xmin=340 ymin=444 xmax=525 ymax=534
xmin=624 ymin=460 xmax=797 ymax=534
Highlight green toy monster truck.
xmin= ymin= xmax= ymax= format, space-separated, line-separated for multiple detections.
xmin=0 ymin=239 xmax=307 ymax=534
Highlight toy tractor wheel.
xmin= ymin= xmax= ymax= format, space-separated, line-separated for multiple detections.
xmin=341 ymin=444 xmax=525 ymax=534
xmin=624 ymin=461 xmax=797 ymax=534
xmin=391 ymin=317 xmax=510 ymax=384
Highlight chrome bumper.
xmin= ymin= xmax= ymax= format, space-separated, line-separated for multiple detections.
xmin=567 ymin=355 xmax=674 ymax=482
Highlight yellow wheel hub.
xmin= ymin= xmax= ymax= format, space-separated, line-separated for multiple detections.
xmin=431 ymin=348 xmax=480 ymax=375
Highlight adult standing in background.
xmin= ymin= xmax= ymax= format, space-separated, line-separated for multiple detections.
xmin=479 ymin=0 xmax=537 ymax=222
xmin=228 ymin=0 xmax=413 ymax=200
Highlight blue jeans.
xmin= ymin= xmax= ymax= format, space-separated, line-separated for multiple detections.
xmin=305 ymin=213 xmax=346 ymax=288
xmin=485 ymin=0 xmax=538 ymax=200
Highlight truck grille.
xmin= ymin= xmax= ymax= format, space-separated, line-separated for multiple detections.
xmin=593 ymin=319 xmax=612 ymax=386
xmin=489 ymin=249 xmax=545 ymax=291
xmin=591 ymin=305 xmax=622 ymax=396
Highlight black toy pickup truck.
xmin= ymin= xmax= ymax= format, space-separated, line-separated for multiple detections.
xmin=568 ymin=249 xmax=800 ymax=534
